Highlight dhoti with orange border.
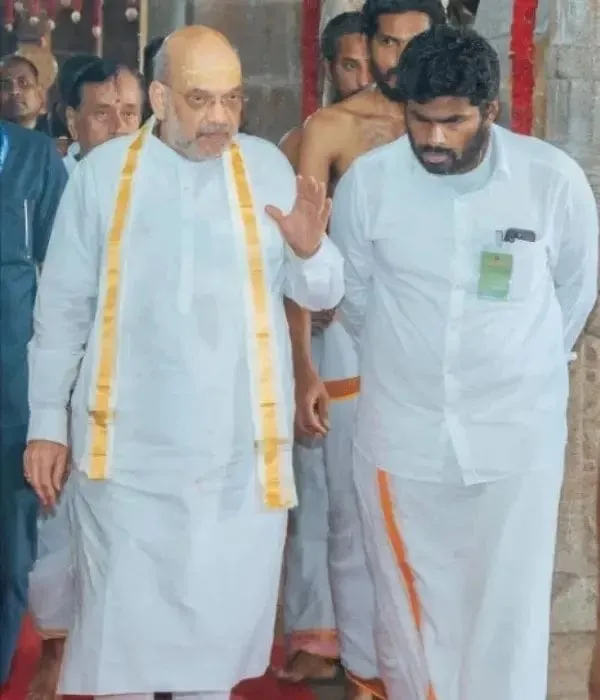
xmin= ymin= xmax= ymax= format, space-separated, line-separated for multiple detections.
xmin=320 ymin=321 xmax=380 ymax=694
xmin=352 ymin=447 xmax=564 ymax=700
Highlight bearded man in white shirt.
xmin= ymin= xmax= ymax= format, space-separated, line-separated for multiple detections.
xmin=330 ymin=24 xmax=598 ymax=700
xmin=23 ymin=25 xmax=344 ymax=700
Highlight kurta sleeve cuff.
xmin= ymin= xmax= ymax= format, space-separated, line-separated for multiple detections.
xmin=27 ymin=407 xmax=68 ymax=446
xmin=285 ymin=236 xmax=345 ymax=311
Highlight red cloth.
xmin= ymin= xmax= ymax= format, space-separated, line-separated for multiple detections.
xmin=510 ymin=0 xmax=539 ymax=134
xmin=301 ymin=0 xmax=321 ymax=120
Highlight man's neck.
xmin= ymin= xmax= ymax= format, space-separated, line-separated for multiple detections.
xmin=16 ymin=116 xmax=37 ymax=129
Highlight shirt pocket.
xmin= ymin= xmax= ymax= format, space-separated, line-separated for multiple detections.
xmin=507 ymin=238 xmax=549 ymax=301
xmin=0 ymin=196 xmax=33 ymax=265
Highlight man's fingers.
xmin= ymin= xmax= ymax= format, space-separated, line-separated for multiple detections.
xmin=265 ymin=204 xmax=284 ymax=225
xmin=52 ymin=450 xmax=68 ymax=492
xmin=320 ymin=198 xmax=332 ymax=228
xmin=316 ymin=392 xmax=330 ymax=432
xmin=306 ymin=394 xmax=328 ymax=436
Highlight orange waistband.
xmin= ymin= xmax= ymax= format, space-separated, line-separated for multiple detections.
xmin=324 ymin=376 xmax=360 ymax=401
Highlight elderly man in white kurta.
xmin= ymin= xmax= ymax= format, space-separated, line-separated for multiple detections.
xmin=330 ymin=25 xmax=598 ymax=700
xmin=24 ymin=25 xmax=344 ymax=700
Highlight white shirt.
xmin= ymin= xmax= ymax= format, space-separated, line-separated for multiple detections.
xmin=62 ymin=141 xmax=80 ymax=175
xmin=330 ymin=125 xmax=598 ymax=484
xmin=28 ymin=132 xmax=344 ymax=489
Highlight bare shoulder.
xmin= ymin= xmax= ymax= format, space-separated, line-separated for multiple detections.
xmin=336 ymin=89 xmax=381 ymax=118
xmin=303 ymin=104 xmax=355 ymax=142
xmin=278 ymin=126 xmax=303 ymax=167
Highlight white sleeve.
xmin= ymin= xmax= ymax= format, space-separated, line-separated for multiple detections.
xmin=552 ymin=162 xmax=599 ymax=353
xmin=27 ymin=161 xmax=101 ymax=445
xmin=329 ymin=164 xmax=372 ymax=345
xmin=283 ymin=236 xmax=345 ymax=311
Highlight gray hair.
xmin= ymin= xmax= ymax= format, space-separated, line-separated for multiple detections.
xmin=152 ymin=41 xmax=169 ymax=83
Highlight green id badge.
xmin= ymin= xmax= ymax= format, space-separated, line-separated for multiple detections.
xmin=477 ymin=251 xmax=513 ymax=300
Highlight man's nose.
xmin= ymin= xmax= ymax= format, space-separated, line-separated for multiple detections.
xmin=115 ymin=113 xmax=129 ymax=136
xmin=207 ymin=97 xmax=228 ymax=123
xmin=357 ymin=65 xmax=372 ymax=89
xmin=427 ymin=123 xmax=445 ymax=146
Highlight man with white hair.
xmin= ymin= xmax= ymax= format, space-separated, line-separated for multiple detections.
xmin=24 ymin=25 xmax=344 ymax=700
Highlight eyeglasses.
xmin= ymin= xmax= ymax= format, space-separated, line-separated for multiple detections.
xmin=160 ymin=82 xmax=247 ymax=113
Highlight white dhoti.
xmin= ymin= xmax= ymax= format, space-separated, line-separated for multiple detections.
xmin=321 ymin=321 xmax=379 ymax=687
xmin=28 ymin=476 xmax=75 ymax=638
xmin=353 ymin=449 xmax=564 ymax=700
xmin=61 ymin=468 xmax=287 ymax=695
xmin=284 ymin=332 xmax=338 ymax=659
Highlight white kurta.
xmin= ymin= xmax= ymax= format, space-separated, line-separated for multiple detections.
xmin=27 ymin=131 xmax=344 ymax=695
xmin=330 ymin=125 xmax=598 ymax=700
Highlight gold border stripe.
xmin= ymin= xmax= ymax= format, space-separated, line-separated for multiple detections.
xmin=89 ymin=127 xmax=148 ymax=480
xmin=230 ymin=143 xmax=284 ymax=508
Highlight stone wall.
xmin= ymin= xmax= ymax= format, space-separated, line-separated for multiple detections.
xmin=546 ymin=0 xmax=600 ymax=695
xmin=148 ymin=0 xmax=303 ymax=142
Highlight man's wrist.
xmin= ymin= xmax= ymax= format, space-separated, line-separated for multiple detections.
xmin=291 ymin=237 xmax=323 ymax=260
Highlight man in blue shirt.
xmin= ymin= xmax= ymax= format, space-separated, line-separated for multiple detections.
xmin=0 ymin=119 xmax=68 ymax=685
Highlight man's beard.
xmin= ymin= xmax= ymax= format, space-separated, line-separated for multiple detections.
xmin=408 ymin=120 xmax=490 ymax=175
xmin=371 ymin=59 xmax=397 ymax=101
xmin=167 ymin=120 xmax=233 ymax=161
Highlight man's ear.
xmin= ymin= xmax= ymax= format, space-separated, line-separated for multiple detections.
xmin=65 ymin=106 xmax=77 ymax=141
xmin=484 ymin=98 xmax=500 ymax=125
xmin=148 ymin=80 xmax=166 ymax=121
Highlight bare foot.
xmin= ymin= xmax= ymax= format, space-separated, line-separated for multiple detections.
xmin=27 ymin=638 xmax=65 ymax=700
xmin=272 ymin=651 xmax=339 ymax=683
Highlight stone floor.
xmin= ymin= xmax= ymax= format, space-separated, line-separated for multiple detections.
xmin=307 ymin=632 xmax=595 ymax=700
xmin=548 ymin=632 xmax=594 ymax=700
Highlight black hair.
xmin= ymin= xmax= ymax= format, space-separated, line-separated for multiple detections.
xmin=362 ymin=0 xmax=447 ymax=38
xmin=391 ymin=24 xmax=500 ymax=107
xmin=58 ymin=54 xmax=98 ymax=103
xmin=143 ymin=36 xmax=165 ymax=81
xmin=119 ymin=65 xmax=146 ymax=98
xmin=0 ymin=53 xmax=40 ymax=81
xmin=320 ymin=12 xmax=365 ymax=62
xmin=67 ymin=58 xmax=119 ymax=110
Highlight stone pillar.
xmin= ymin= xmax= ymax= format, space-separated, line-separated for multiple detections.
xmin=545 ymin=1 xmax=600 ymax=696
xmin=185 ymin=0 xmax=302 ymax=141
xmin=146 ymin=0 xmax=187 ymax=42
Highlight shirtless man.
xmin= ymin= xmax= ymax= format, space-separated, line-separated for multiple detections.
xmin=283 ymin=1 xmax=448 ymax=698
xmin=277 ymin=10 xmax=371 ymax=691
